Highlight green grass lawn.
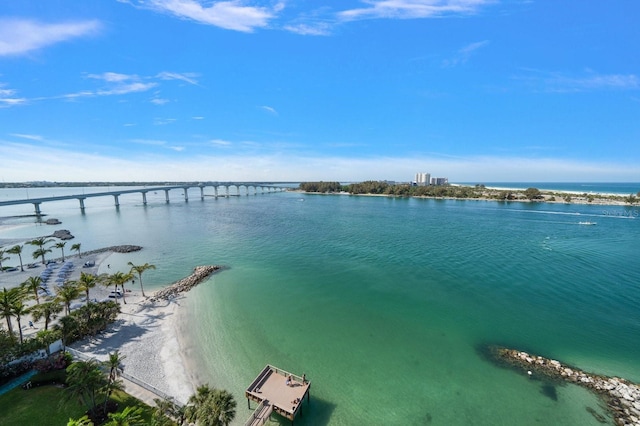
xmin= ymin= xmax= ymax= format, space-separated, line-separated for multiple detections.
xmin=0 ymin=383 xmax=155 ymax=426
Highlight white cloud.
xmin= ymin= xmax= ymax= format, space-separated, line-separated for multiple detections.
xmin=9 ymin=133 xmax=43 ymax=141
xmin=151 ymin=98 xmax=170 ymax=105
xmin=154 ymin=117 xmax=177 ymax=125
xmin=284 ymin=22 xmax=332 ymax=36
xmin=0 ymin=84 xmax=27 ymax=107
xmin=210 ymin=139 xmax=233 ymax=146
xmin=260 ymin=105 xmax=278 ymax=115
xmin=517 ymin=69 xmax=640 ymax=93
xmin=0 ymin=19 xmax=101 ymax=56
xmin=157 ymin=71 xmax=200 ymax=85
xmin=1 ymin=139 xmax=638 ymax=182
xmin=137 ymin=0 xmax=280 ymax=32
xmin=338 ymin=0 xmax=492 ymax=21
xmin=442 ymin=40 xmax=489 ymax=67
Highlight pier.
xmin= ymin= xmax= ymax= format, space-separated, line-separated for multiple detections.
xmin=245 ymin=365 xmax=311 ymax=425
xmin=0 ymin=183 xmax=287 ymax=216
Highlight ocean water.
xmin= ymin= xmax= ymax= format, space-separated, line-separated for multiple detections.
xmin=1 ymin=187 xmax=639 ymax=425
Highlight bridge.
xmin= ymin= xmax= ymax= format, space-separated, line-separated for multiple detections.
xmin=0 ymin=183 xmax=287 ymax=216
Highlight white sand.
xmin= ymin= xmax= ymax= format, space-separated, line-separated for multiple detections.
xmin=0 ymin=249 xmax=197 ymax=406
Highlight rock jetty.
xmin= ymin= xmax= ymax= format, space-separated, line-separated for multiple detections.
xmin=82 ymin=245 xmax=143 ymax=256
xmin=150 ymin=265 xmax=222 ymax=301
xmin=492 ymin=347 xmax=640 ymax=426
xmin=52 ymin=229 xmax=73 ymax=239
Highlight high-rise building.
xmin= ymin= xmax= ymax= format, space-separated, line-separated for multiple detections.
xmin=414 ymin=172 xmax=431 ymax=186
xmin=431 ymin=177 xmax=449 ymax=186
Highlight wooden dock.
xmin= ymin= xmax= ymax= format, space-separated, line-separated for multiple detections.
xmin=245 ymin=365 xmax=311 ymax=425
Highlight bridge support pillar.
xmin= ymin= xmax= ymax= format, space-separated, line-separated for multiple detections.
xmin=142 ymin=191 xmax=148 ymax=205
xmin=33 ymin=202 xmax=42 ymax=216
xmin=183 ymin=188 xmax=189 ymax=202
xmin=225 ymin=187 xmax=230 ymax=197
xmin=200 ymin=187 xmax=204 ymax=201
xmin=214 ymin=187 xmax=218 ymax=198
xmin=78 ymin=198 xmax=86 ymax=212
xmin=113 ymin=194 xmax=120 ymax=208
xmin=164 ymin=190 xmax=170 ymax=203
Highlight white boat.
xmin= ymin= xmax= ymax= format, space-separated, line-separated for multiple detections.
xmin=578 ymin=221 xmax=597 ymax=226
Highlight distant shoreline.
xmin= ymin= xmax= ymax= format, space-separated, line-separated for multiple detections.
xmin=295 ymin=183 xmax=639 ymax=208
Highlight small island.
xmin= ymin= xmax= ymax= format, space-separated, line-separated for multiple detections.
xmin=297 ymin=181 xmax=640 ymax=207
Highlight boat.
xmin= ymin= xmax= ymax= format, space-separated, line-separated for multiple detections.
xmin=579 ymin=221 xmax=597 ymax=226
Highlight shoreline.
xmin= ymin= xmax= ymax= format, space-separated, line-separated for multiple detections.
xmin=294 ymin=185 xmax=639 ymax=207
xmin=70 ymin=262 xmax=222 ymax=406
xmin=1 ymin=242 xmax=221 ymax=407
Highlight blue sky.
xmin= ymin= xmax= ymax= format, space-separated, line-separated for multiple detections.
xmin=1 ymin=1 xmax=639 ymax=183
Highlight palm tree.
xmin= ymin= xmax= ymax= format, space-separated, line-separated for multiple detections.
xmin=56 ymin=282 xmax=80 ymax=315
xmin=99 ymin=273 xmax=117 ymax=304
xmin=71 ymin=243 xmax=82 ymax=258
xmin=105 ymin=406 xmax=145 ymax=426
xmin=105 ymin=350 xmax=125 ymax=383
xmin=0 ymin=248 xmax=8 ymax=272
xmin=67 ymin=415 xmax=94 ymax=426
xmin=11 ymin=299 xmax=30 ymax=344
xmin=32 ymin=247 xmax=53 ymax=265
xmin=30 ymin=299 xmax=62 ymax=331
xmin=209 ymin=389 xmax=236 ymax=426
xmin=153 ymin=397 xmax=184 ymax=426
xmin=127 ymin=262 xmax=156 ymax=298
xmin=77 ymin=272 xmax=98 ymax=305
xmin=7 ymin=245 xmax=24 ymax=271
xmin=65 ymin=359 xmax=109 ymax=415
xmin=186 ymin=385 xmax=237 ymax=426
xmin=55 ymin=241 xmax=67 ymax=261
xmin=108 ymin=272 xmax=133 ymax=304
xmin=36 ymin=328 xmax=61 ymax=356
xmin=57 ymin=314 xmax=78 ymax=350
xmin=22 ymin=276 xmax=45 ymax=305
xmin=29 ymin=236 xmax=53 ymax=264
xmin=0 ymin=287 xmax=20 ymax=336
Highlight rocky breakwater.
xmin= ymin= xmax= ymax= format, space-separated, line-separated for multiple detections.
xmin=492 ymin=347 xmax=640 ymax=426
xmin=150 ymin=265 xmax=222 ymax=301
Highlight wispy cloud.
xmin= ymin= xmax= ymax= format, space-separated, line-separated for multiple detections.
xmin=154 ymin=117 xmax=177 ymax=125
xmin=1 ymin=71 xmax=197 ymax=107
xmin=0 ymin=18 xmax=101 ymax=56
xmin=9 ymin=133 xmax=43 ymax=141
xmin=442 ymin=40 xmax=489 ymax=67
xmin=260 ymin=105 xmax=278 ymax=115
xmin=1 ymin=139 xmax=638 ymax=182
xmin=130 ymin=0 xmax=282 ymax=32
xmin=338 ymin=0 xmax=493 ymax=21
xmin=82 ymin=72 xmax=157 ymax=96
xmin=157 ymin=71 xmax=200 ymax=85
xmin=284 ymin=22 xmax=332 ymax=36
xmin=210 ymin=139 xmax=233 ymax=146
xmin=517 ymin=69 xmax=640 ymax=93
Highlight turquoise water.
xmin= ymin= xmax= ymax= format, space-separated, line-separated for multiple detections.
xmin=1 ymin=189 xmax=638 ymax=425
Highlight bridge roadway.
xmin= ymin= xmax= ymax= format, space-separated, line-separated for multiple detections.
xmin=0 ymin=183 xmax=287 ymax=216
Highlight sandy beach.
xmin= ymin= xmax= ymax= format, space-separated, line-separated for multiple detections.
xmin=0 ymin=247 xmax=199 ymax=406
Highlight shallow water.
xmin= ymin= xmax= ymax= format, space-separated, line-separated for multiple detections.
xmin=1 ymin=188 xmax=638 ymax=425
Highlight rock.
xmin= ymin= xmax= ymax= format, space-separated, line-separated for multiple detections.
xmin=52 ymin=229 xmax=74 ymax=239
xmin=489 ymin=346 xmax=640 ymax=426
xmin=149 ymin=265 xmax=222 ymax=301
xmin=45 ymin=218 xmax=61 ymax=225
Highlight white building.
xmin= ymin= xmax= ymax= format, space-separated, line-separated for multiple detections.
xmin=414 ymin=172 xmax=431 ymax=186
